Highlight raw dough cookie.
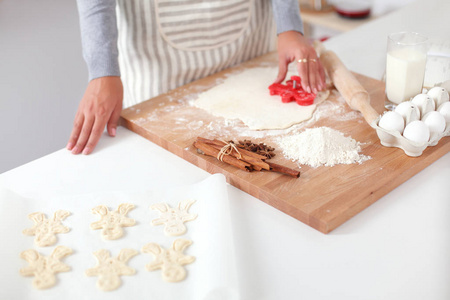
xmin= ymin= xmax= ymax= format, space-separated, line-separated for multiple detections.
xmin=150 ymin=199 xmax=197 ymax=236
xmin=85 ymin=248 xmax=138 ymax=291
xmin=19 ymin=245 xmax=72 ymax=289
xmin=142 ymin=239 xmax=195 ymax=282
xmin=22 ymin=210 xmax=71 ymax=247
xmin=90 ymin=203 xmax=136 ymax=240
xmin=193 ymin=67 xmax=330 ymax=130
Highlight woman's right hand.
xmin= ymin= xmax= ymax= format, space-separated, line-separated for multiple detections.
xmin=66 ymin=76 xmax=123 ymax=155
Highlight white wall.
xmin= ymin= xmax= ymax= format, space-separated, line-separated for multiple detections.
xmin=0 ymin=0 xmax=87 ymax=173
xmin=370 ymin=0 xmax=415 ymax=16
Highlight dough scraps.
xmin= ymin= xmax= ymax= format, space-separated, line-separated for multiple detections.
xmin=22 ymin=210 xmax=71 ymax=247
xmin=85 ymin=248 xmax=138 ymax=291
xmin=150 ymin=199 xmax=197 ymax=236
xmin=193 ymin=67 xmax=330 ymax=130
xmin=90 ymin=203 xmax=136 ymax=240
xmin=19 ymin=245 xmax=73 ymax=289
xmin=141 ymin=239 xmax=195 ymax=282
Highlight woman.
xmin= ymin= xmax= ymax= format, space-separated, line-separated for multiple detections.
xmin=68 ymin=0 xmax=325 ymax=155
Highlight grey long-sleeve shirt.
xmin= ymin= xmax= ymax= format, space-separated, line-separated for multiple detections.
xmin=76 ymin=0 xmax=304 ymax=81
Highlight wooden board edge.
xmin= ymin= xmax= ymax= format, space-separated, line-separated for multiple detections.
xmin=319 ymin=142 xmax=450 ymax=233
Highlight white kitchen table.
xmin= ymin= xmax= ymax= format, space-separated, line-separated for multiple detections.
xmin=1 ymin=0 xmax=449 ymax=299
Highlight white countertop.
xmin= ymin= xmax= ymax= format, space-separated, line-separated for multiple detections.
xmin=1 ymin=0 xmax=449 ymax=299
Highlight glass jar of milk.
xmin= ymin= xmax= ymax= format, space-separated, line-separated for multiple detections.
xmin=385 ymin=32 xmax=428 ymax=105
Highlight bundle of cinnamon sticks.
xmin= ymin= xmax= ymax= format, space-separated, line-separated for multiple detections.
xmin=193 ymin=137 xmax=300 ymax=178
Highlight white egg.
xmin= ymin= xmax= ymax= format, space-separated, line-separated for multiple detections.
xmin=438 ymin=102 xmax=450 ymax=123
xmin=411 ymin=93 xmax=435 ymax=118
xmin=422 ymin=111 xmax=446 ymax=133
xmin=427 ymin=86 xmax=449 ymax=108
xmin=394 ymin=101 xmax=420 ymax=124
xmin=403 ymin=120 xmax=430 ymax=144
xmin=378 ymin=111 xmax=405 ymax=133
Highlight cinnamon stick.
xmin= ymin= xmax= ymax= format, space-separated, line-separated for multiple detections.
xmin=252 ymin=165 xmax=263 ymax=171
xmin=267 ymin=162 xmax=300 ymax=178
xmin=194 ymin=137 xmax=300 ymax=178
xmin=199 ymin=140 xmax=270 ymax=170
xmin=193 ymin=141 xmax=252 ymax=172
xmin=197 ymin=137 xmax=267 ymax=160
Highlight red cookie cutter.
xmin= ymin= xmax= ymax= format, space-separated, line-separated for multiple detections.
xmin=268 ymin=76 xmax=316 ymax=106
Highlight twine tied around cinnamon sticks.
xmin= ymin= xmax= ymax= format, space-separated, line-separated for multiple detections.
xmin=193 ymin=137 xmax=300 ymax=178
xmin=217 ymin=140 xmax=242 ymax=162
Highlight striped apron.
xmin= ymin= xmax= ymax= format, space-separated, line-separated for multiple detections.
xmin=116 ymin=0 xmax=277 ymax=108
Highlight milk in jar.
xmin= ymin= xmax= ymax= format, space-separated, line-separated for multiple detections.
xmin=386 ymin=48 xmax=427 ymax=104
xmin=385 ymin=32 xmax=428 ymax=105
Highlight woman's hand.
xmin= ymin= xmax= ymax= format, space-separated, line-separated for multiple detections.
xmin=66 ymin=76 xmax=123 ymax=155
xmin=275 ymin=31 xmax=326 ymax=93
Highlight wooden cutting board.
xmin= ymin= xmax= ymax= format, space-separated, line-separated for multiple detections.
xmin=120 ymin=52 xmax=450 ymax=234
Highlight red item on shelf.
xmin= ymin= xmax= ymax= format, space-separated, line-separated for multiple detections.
xmin=334 ymin=1 xmax=371 ymax=19
xmin=268 ymin=76 xmax=316 ymax=106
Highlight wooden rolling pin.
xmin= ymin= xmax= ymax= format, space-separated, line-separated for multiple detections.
xmin=314 ymin=41 xmax=380 ymax=125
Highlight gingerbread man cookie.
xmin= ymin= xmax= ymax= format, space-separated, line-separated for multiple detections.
xmin=85 ymin=248 xmax=138 ymax=291
xmin=22 ymin=210 xmax=71 ymax=247
xmin=19 ymin=245 xmax=73 ymax=289
xmin=90 ymin=203 xmax=136 ymax=240
xmin=150 ymin=199 xmax=197 ymax=236
xmin=141 ymin=239 xmax=195 ymax=282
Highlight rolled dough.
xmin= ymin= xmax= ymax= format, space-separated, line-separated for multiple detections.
xmin=193 ymin=67 xmax=329 ymax=130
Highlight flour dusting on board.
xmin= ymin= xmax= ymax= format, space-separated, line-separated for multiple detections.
xmin=277 ymin=127 xmax=371 ymax=168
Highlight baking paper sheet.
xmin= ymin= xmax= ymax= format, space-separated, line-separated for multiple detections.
xmin=0 ymin=174 xmax=237 ymax=300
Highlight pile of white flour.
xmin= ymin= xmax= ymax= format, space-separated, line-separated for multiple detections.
xmin=277 ymin=127 xmax=370 ymax=168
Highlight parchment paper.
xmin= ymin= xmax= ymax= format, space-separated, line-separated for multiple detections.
xmin=0 ymin=174 xmax=237 ymax=300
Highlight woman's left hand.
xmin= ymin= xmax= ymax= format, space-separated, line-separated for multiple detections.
xmin=275 ymin=30 xmax=326 ymax=93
